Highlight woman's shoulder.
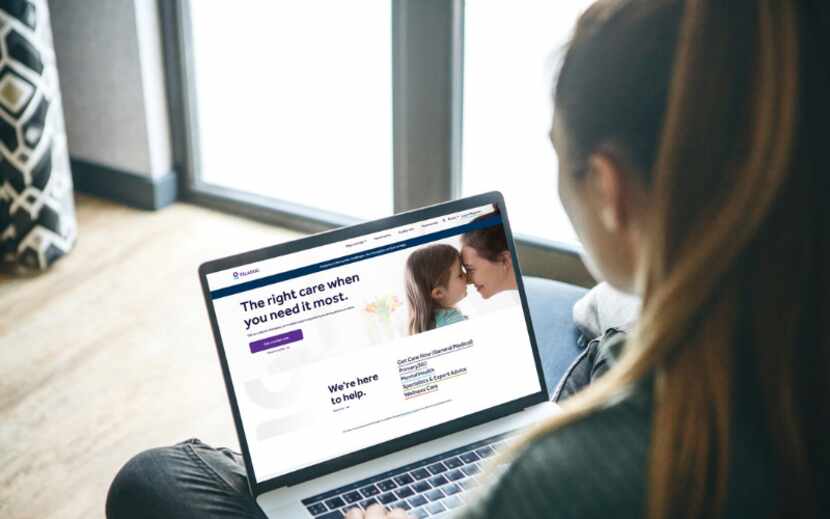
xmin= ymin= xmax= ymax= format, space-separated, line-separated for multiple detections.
xmin=462 ymin=389 xmax=652 ymax=519
xmin=462 ymin=383 xmax=779 ymax=519
xmin=528 ymin=392 xmax=651 ymax=472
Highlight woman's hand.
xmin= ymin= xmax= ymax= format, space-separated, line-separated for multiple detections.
xmin=344 ymin=504 xmax=410 ymax=519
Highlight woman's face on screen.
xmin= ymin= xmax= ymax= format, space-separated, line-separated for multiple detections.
xmin=460 ymin=246 xmax=513 ymax=299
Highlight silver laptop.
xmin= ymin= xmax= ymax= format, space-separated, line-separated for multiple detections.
xmin=198 ymin=192 xmax=558 ymax=518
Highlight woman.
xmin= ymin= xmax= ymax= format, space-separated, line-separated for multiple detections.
xmin=459 ymin=213 xmax=518 ymax=300
xmin=108 ymin=0 xmax=829 ymax=517
xmin=348 ymin=0 xmax=829 ymax=517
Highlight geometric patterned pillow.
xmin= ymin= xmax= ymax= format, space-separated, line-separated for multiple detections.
xmin=0 ymin=0 xmax=76 ymax=272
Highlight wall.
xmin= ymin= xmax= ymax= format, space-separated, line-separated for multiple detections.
xmin=48 ymin=0 xmax=175 ymax=208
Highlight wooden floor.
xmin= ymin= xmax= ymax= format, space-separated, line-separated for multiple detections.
xmin=0 ymin=194 xmax=301 ymax=519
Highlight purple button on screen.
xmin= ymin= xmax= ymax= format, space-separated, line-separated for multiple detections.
xmin=249 ymin=329 xmax=303 ymax=353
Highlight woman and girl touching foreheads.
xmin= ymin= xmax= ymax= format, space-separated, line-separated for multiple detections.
xmin=404 ymin=213 xmax=518 ymax=335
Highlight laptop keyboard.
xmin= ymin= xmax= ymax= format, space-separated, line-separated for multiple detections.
xmin=301 ymin=430 xmax=518 ymax=518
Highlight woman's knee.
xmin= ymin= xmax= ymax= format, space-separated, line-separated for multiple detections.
xmin=106 ymin=439 xmax=262 ymax=519
xmin=106 ymin=445 xmax=184 ymax=519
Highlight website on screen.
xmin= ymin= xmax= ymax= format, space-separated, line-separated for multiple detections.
xmin=206 ymin=204 xmax=542 ymax=482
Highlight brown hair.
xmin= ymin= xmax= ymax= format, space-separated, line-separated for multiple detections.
xmin=405 ymin=244 xmax=460 ymax=334
xmin=505 ymin=1 xmax=829 ymax=518
xmin=460 ymin=211 xmax=507 ymax=262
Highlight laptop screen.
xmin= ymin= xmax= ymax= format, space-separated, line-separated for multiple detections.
xmin=203 ymin=200 xmax=544 ymax=486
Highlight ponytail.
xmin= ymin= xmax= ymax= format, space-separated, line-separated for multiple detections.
xmin=504 ymin=1 xmax=829 ymax=518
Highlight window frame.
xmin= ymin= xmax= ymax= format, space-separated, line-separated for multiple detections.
xmin=159 ymin=0 xmax=593 ymax=285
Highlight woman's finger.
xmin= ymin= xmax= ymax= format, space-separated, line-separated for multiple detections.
xmin=386 ymin=507 xmax=411 ymax=519
xmin=345 ymin=507 xmax=365 ymax=519
xmin=363 ymin=504 xmax=389 ymax=518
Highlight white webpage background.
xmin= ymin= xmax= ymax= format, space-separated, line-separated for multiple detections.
xmin=211 ymin=248 xmax=541 ymax=481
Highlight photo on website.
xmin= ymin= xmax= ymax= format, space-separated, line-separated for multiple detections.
xmin=405 ymin=211 xmax=520 ymax=336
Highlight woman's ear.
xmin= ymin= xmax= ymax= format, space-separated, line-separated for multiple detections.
xmin=587 ymin=151 xmax=629 ymax=232
xmin=430 ymin=286 xmax=446 ymax=301
xmin=498 ymin=250 xmax=513 ymax=270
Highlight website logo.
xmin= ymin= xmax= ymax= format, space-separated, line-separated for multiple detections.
xmin=233 ymin=268 xmax=259 ymax=280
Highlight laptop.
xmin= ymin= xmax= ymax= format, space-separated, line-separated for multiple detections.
xmin=198 ymin=192 xmax=559 ymax=518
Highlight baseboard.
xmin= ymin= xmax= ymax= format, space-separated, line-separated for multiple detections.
xmin=70 ymin=158 xmax=178 ymax=210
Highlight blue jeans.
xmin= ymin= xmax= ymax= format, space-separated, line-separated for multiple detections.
xmin=106 ymin=278 xmax=587 ymax=519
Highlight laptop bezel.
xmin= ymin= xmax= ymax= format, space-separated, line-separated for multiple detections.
xmin=198 ymin=191 xmax=550 ymax=496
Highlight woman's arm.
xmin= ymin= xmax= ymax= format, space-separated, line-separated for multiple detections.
xmin=456 ymin=392 xmax=651 ymax=519
xmin=346 ymin=382 xmax=651 ymax=519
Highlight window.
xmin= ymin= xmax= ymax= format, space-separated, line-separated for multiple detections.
xmin=165 ymin=1 xmax=593 ymax=283
xmin=462 ymin=0 xmax=593 ymax=245
xmin=188 ymin=1 xmax=393 ymax=220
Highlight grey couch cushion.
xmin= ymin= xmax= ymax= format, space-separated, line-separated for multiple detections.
xmin=522 ymin=276 xmax=589 ymax=396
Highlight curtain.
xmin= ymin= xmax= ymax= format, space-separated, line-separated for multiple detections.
xmin=0 ymin=0 xmax=76 ymax=272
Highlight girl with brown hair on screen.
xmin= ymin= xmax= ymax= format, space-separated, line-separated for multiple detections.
xmin=404 ymin=243 xmax=469 ymax=334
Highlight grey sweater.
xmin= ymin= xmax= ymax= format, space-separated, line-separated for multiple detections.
xmin=457 ymin=339 xmax=781 ymax=518
xmin=458 ymin=383 xmax=652 ymax=519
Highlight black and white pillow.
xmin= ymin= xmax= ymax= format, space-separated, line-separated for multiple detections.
xmin=0 ymin=0 xmax=75 ymax=272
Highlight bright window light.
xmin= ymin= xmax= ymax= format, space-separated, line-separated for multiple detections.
xmin=189 ymin=1 xmax=393 ymax=220
xmin=462 ymin=0 xmax=593 ymax=246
